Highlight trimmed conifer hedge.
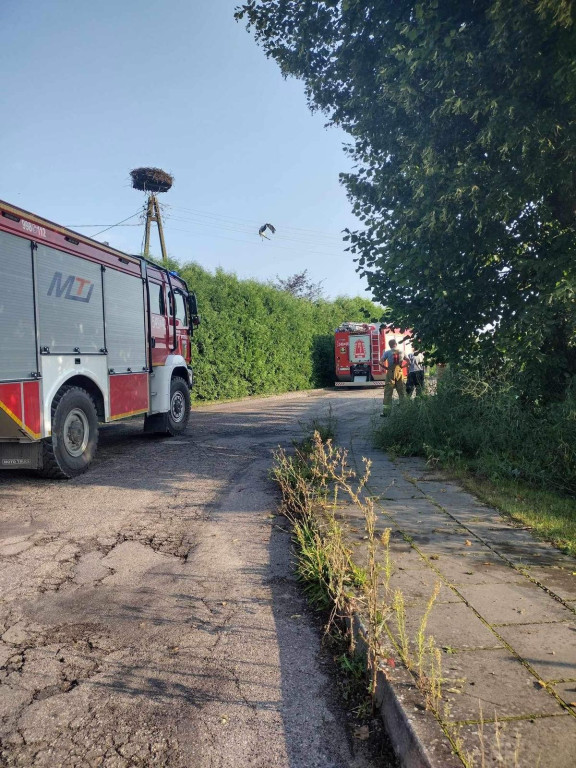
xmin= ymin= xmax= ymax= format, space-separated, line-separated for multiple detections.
xmin=179 ymin=262 xmax=384 ymax=401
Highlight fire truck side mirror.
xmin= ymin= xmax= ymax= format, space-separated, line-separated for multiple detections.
xmin=188 ymin=292 xmax=200 ymax=328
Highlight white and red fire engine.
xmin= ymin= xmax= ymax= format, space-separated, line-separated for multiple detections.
xmin=0 ymin=200 xmax=199 ymax=478
xmin=334 ymin=322 xmax=413 ymax=387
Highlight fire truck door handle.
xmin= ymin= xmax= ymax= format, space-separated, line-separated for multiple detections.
xmin=150 ymin=338 xmax=156 ymax=348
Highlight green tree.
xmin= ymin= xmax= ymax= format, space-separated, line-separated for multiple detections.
xmin=236 ymin=1 xmax=576 ymax=394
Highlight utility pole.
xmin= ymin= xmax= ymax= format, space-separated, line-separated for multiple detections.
xmin=130 ymin=167 xmax=173 ymax=265
xmin=143 ymin=194 xmax=169 ymax=264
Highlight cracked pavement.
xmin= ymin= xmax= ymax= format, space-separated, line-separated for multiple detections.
xmin=0 ymin=390 xmax=389 ymax=768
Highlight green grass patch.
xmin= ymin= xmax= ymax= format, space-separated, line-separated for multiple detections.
xmin=375 ymin=369 xmax=576 ymax=557
xmin=453 ymin=470 xmax=576 ymax=558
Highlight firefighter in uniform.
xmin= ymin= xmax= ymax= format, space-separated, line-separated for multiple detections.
xmin=381 ymin=339 xmax=408 ymax=415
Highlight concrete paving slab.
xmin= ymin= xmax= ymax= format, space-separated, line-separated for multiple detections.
xmin=402 ymin=523 xmax=471 ymax=542
xmin=407 ymin=480 xmax=457 ymax=494
xmin=441 ymin=507 xmax=510 ymax=527
xmin=392 ymin=553 xmax=433 ymax=575
xmin=384 ymin=566 xmax=462 ymax=605
xmin=380 ymin=509 xmax=456 ymax=535
xmin=370 ymin=486 xmax=426 ymax=501
xmin=373 ymin=498 xmax=438 ymax=514
xmin=429 ymin=500 xmax=490 ymax=517
xmin=440 ymin=648 xmax=565 ymax=721
xmin=420 ymin=551 xmax=521 ymax=586
xmin=522 ymin=566 xmax=576 ymax=603
xmin=387 ymin=600 xmax=502 ymax=651
xmin=456 ymin=515 xmax=522 ymax=544
xmin=496 ymin=622 xmax=576 ymax=682
xmin=552 ymin=681 xmax=576 ymax=707
xmin=457 ymin=581 xmax=575 ymax=625
xmin=350 ymin=538 xmax=427 ymax=573
xmin=415 ymin=491 xmax=474 ymax=512
xmin=458 ymin=714 xmax=576 ymax=768
xmin=499 ymin=540 xmax=575 ymax=568
xmin=409 ymin=531 xmax=493 ymax=557
xmin=468 ymin=525 xmax=540 ymax=547
xmin=386 ymin=528 xmax=422 ymax=550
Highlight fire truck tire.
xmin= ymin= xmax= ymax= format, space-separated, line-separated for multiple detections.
xmin=40 ymin=386 xmax=99 ymax=479
xmin=166 ymin=377 xmax=190 ymax=436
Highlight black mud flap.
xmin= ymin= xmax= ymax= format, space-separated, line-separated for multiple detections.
xmin=0 ymin=441 xmax=43 ymax=470
xmin=143 ymin=412 xmax=169 ymax=434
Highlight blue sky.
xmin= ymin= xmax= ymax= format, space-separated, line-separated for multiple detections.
xmin=0 ymin=0 xmax=369 ymax=299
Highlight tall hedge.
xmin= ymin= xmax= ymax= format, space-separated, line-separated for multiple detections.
xmin=178 ymin=262 xmax=384 ymax=401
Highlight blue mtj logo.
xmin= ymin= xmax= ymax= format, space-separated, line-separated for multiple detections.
xmin=48 ymin=272 xmax=94 ymax=303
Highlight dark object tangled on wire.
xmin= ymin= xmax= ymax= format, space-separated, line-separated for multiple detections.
xmin=130 ymin=167 xmax=174 ymax=193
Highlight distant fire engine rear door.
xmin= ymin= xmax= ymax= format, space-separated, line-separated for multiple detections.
xmin=349 ymin=334 xmax=370 ymax=382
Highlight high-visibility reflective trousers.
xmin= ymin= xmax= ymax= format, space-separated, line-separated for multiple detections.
xmin=383 ymin=365 xmax=406 ymax=407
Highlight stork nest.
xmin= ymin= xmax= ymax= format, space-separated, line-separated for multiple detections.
xmin=130 ymin=167 xmax=173 ymax=193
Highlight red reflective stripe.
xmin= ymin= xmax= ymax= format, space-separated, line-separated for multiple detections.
xmin=23 ymin=381 xmax=41 ymax=436
xmin=0 ymin=383 xmax=23 ymax=422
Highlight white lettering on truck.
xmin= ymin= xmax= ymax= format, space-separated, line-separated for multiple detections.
xmin=21 ymin=220 xmax=47 ymax=239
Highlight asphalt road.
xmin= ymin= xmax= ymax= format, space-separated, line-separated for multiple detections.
xmin=0 ymin=388 xmax=390 ymax=768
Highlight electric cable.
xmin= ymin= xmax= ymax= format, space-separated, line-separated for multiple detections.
xmin=163 ymin=222 xmax=348 ymax=258
xmin=67 ymin=209 xmax=144 ymax=237
xmin=164 ymin=204 xmax=345 ymax=243
xmin=161 ymin=213 xmax=347 ymax=255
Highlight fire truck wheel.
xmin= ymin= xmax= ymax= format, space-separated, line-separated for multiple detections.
xmin=40 ymin=386 xmax=99 ymax=479
xmin=166 ymin=377 xmax=190 ymax=435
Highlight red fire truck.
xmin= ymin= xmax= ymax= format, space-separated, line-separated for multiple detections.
xmin=334 ymin=322 xmax=412 ymax=386
xmin=0 ymin=200 xmax=199 ymax=478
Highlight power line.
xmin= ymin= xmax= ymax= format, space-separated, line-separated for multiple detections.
xmin=164 ymin=204 xmax=345 ymax=243
xmin=64 ymin=203 xmax=350 ymax=255
xmin=67 ymin=209 xmax=144 ymax=238
xmin=163 ymin=222 xmax=348 ymax=258
xmin=161 ymin=211 xmax=348 ymax=254
xmin=92 ymin=210 xmax=144 ymax=237
xmin=65 ymin=223 xmax=142 ymax=228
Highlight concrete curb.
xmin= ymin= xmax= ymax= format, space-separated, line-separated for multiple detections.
xmin=349 ymin=613 xmax=463 ymax=768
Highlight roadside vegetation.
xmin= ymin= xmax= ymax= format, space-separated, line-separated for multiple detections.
xmin=272 ymin=422 xmax=469 ymax=760
xmin=273 ymin=421 xmax=526 ymax=766
xmin=375 ymin=368 xmax=576 ymax=556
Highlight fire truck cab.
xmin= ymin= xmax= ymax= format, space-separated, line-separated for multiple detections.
xmin=0 ymin=200 xmax=199 ymax=478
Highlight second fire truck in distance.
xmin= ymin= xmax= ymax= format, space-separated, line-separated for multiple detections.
xmin=334 ymin=322 xmax=412 ymax=387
